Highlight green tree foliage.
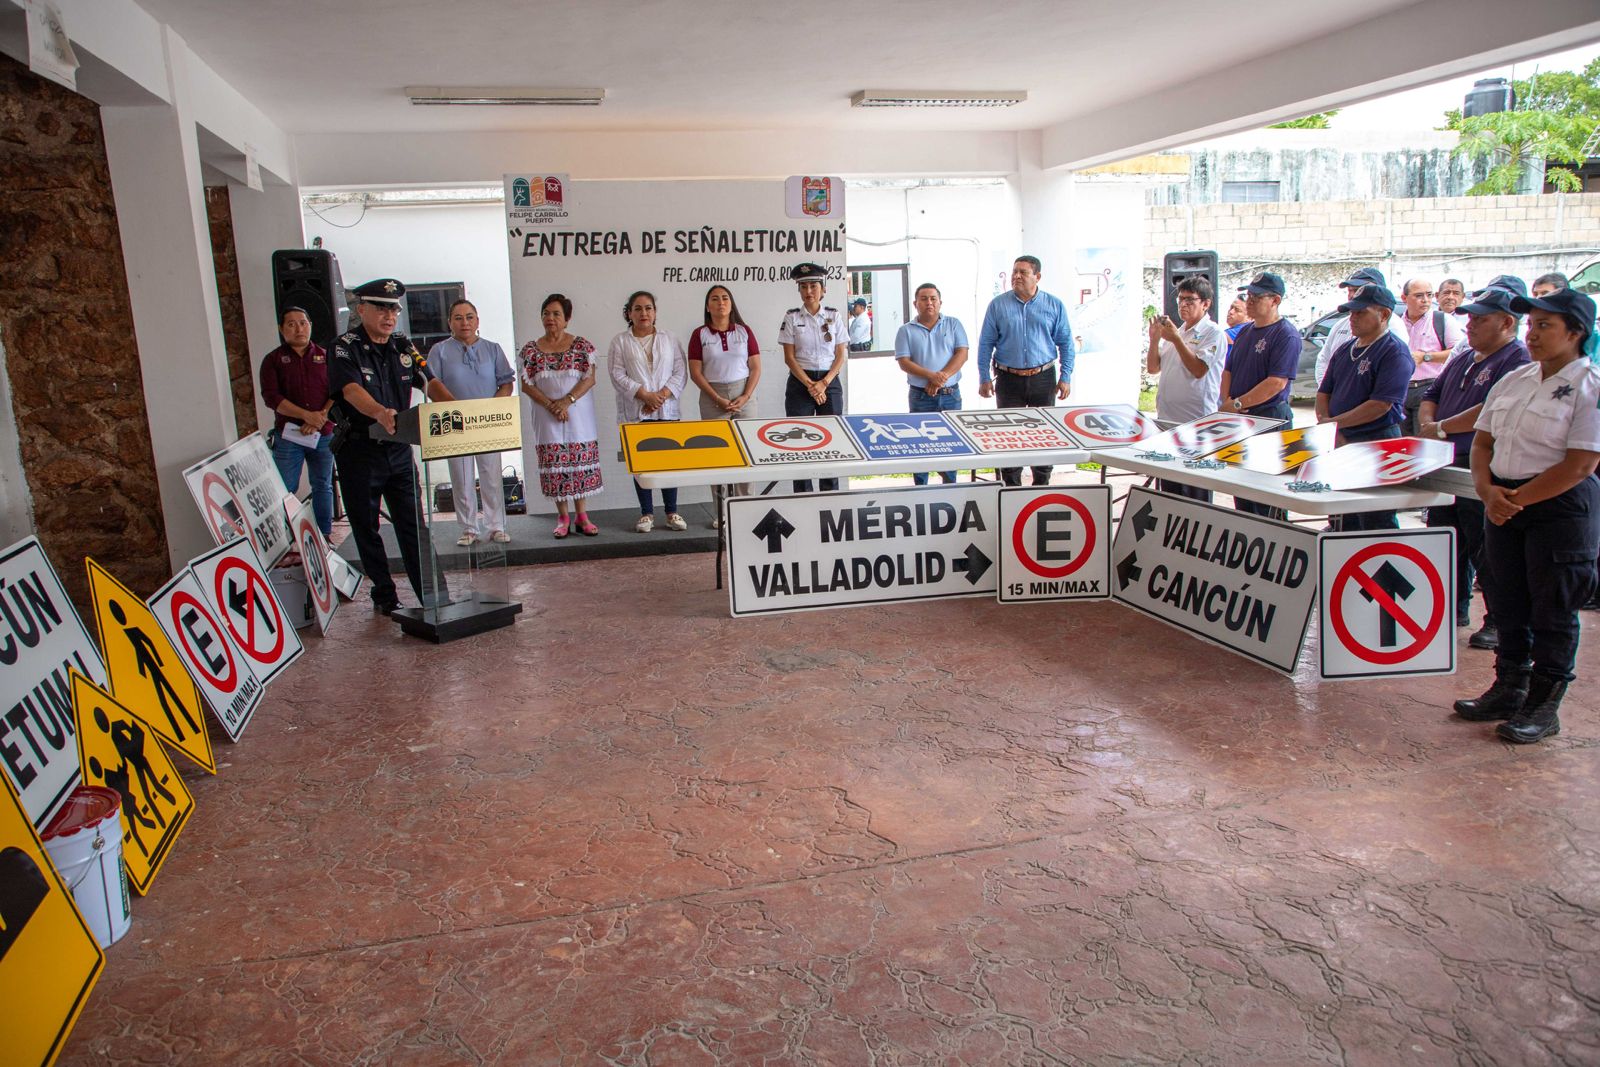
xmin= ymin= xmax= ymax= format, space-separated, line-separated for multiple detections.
xmin=1447 ymin=62 xmax=1598 ymax=195
xmin=1269 ymin=110 xmax=1339 ymax=129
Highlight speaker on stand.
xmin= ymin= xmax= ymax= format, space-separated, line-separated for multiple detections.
xmin=271 ymin=249 xmax=349 ymax=348
xmin=1162 ymin=250 xmax=1219 ymax=321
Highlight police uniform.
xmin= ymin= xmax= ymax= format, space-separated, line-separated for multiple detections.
xmin=329 ymin=279 xmax=446 ymax=613
xmin=1455 ymin=288 xmax=1600 ymax=742
xmin=779 ymin=262 xmax=846 ymax=492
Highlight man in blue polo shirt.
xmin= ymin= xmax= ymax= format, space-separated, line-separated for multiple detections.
xmin=1419 ymin=276 xmax=1531 ymax=648
xmin=895 ymin=282 xmax=969 ymax=485
xmin=1316 ymin=283 xmax=1413 ymax=530
xmin=1220 ymin=272 xmax=1299 ymax=517
xmin=976 ymin=255 xmax=1075 ymax=486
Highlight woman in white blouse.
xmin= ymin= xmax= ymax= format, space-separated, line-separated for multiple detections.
xmin=687 ymin=285 xmax=762 ymax=526
xmin=608 ymin=290 xmax=689 ymax=532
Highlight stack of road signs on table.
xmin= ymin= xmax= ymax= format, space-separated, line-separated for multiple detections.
xmin=1126 ymin=412 xmax=1287 ymax=459
xmin=1294 ymin=437 xmax=1456 ymax=490
xmin=734 ymin=416 xmax=865 ymax=467
xmin=1046 ymin=404 xmax=1162 ymax=449
xmin=842 ymin=412 xmax=978 ymax=465
xmin=1211 ymin=422 xmax=1338 ymax=475
xmin=997 ymin=486 xmax=1112 ymax=602
xmin=1319 ymin=528 xmax=1456 ymax=680
xmin=620 ymin=418 xmax=747 ymax=473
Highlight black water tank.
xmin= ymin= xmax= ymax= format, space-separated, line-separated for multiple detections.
xmin=1463 ymin=77 xmax=1515 ymax=118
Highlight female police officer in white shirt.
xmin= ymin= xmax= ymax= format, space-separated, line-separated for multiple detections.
xmin=1454 ymin=288 xmax=1600 ymax=743
xmin=779 ymin=262 xmax=847 ymax=493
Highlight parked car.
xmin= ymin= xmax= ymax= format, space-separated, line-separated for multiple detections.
xmin=1569 ymin=253 xmax=1600 ymax=295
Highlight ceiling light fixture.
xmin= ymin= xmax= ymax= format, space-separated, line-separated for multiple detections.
xmin=405 ymin=86 xmax=605 ymax=106
xmin=851 ymin=90 xmax=1027 ymax=109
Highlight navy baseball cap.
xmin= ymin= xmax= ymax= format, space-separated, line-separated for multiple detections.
xmin=1511 ymin=288 xmax=1597 ymax=335
xmin=1479 ymin=274 xmax=1527 ymax=298
xmin=1239 ymin=272 xmax=1286 ymax=297
xmin=1458 ymin=288 xmax=1522 ymax=317
xmin=1337 ymin=284 xmax=1397 ymax=313
xmin=1338 ymin=267 xmax=1386 ymax=289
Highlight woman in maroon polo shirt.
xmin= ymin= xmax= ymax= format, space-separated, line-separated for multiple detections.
xmin=258 ymin=306 xmax=335 ymax=536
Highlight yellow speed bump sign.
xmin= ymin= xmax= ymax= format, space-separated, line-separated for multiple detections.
xmin=620 ymin=419 xmax=748 ymax=474
xmin=71 ymin=671 xmax=194 ymax=895
xmin=0 ymin=771 xmax=105 ymax=1067
xmin=1212 ymin=423 xmax=1338 ymax=475
xmin=85 ymin=559 xmax=215 ymax=774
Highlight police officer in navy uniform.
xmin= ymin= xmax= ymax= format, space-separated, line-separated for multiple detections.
xmin=1454 ymin=287 xmax=1600 ymax=743
xmin=329 ymin=279 xmax=458 ymax=614
xmin=779 ymin=262 xmax=847 ymax=492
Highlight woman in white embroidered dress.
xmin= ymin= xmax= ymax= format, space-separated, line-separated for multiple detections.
xmin=519 ymin=293 xmax=603 ymax=538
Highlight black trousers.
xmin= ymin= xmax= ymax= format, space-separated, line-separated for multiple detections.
xmin=334 ymin=440 xmax=443 ymax=606
xmin=994 ymin=365 xmax=1058 ymax=486
xmin=1425 ymin=462 xmax=1492 ymax=624
xmin=1232 ymin=399 xmax=1292 ymax=521
xmin=1157 ymin=479 xmax=1212 ymax=503
xmin=1487 ymin=474 xmax=1600 ymax=682
xmin=785 ymin=372 xmax=842 ymax=492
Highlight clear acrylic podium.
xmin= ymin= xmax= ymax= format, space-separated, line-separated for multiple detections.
xmin=370 ymin=397 xmax=524 ymax=643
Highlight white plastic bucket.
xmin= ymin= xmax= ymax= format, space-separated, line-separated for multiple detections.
xmin=42 ymin=785 xmax=131 ymax=948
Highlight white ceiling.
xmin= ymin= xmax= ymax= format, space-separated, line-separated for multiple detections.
xmin=136 ymin=0 xmax=1417 ymax=135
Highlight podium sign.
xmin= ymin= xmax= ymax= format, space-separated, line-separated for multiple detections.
xmin=413 ymin=397 xmax=522 ymax=461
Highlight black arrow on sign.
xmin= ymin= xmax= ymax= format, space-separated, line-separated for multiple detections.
xmin=1358 ymin=560 xmax=1416 ymax=647
xmin=227 ymin=575 xmax=277 ymax=638
xmin=952 ymin=544 xmax=992 ymax=585
xmin=751 ymin=508 xmax=795 ymax=553
xmin=1132 ymin=501 xmax=1156 ymax=540
xmin=1116 ymin=552 xmax=1142 ymax=591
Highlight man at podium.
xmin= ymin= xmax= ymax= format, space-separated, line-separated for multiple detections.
xmin=330 ymin=278 xmax=458 ymax=614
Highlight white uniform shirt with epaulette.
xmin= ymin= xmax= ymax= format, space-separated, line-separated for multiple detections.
xmin=779 ymin=305 xmax=846 ymax=371
xmin=1475 ymin=358 xmax=1600 ymax=479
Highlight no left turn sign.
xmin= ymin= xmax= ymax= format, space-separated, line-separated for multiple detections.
xmin=1319 ymin=528 xmax=1456 ymax=680
xmin=998 ymin=486 xmax=1111 ymax=602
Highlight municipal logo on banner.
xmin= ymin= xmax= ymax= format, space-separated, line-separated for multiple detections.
xmin=1211 ymin=423 xmax=1338 ymax=475
xmin=946 ymin=409 xmax=1079 ymax=454
xmin=1045 ymin=405 xmax=1162 ymax=448
xmin=620 ymin=419 xmax=748 ymax=474
xmin=188 ymin=538 xmax=303 ymax=686
xmin=71 ymin=670 xmax=195 ymax=895
xmin=286 ymin=499 xmax=337 ymax=634
xmin=784 ymin=175 xmax=845 ymax=220
xmin=998 ymin=486 xmax=1112 ymax=602
xmin=85 ymin=558 xmax=215 ymax=775
xmin=734 ymin=416 xmax=864 ymax=465
xmin=1110 ymin=487 xmax=1319 ymax=674
xmin=0 ymin=772 xmax=105 ymax=1067
xmin=1296 ymin=437 xmax=1456 ymax=490
xmin=1319 ymin=529 xmax=1456 ymax=681
xmin=182 ymin=432 xmax=292 ymax=566
xmin=727 ymin=483 xmax=999 ymax=616
xmin=505 ymin=173 xmax=570 ymax=228
xmin=0 ymin=537 xmax=108 ymax=830
xmin=1131 ymin=413 xmax=1287 ymax=459
xmin=842 ymin=413 xmax=977 ymax=462
xmin=148 ymin=570 xmax=264 ymax=743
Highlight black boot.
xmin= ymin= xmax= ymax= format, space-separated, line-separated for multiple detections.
xmin=1468 ymin=621 xmax=1499 ymax=651
xmin=1454 ymin=662 xmax=1530 ymax=721
xmin=1497 ymin=676 xmax=1565 ymax=743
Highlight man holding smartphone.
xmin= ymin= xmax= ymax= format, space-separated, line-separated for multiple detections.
xmin=1146 ymin=276 xmax=1226 ymax=500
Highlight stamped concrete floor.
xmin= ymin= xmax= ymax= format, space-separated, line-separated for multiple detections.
xmin=60 ymin=553 xmax=1600 ymax=1065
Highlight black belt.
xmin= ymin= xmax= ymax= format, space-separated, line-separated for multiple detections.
xmin=918 ymin=386 xmax=958 ymax=396
xmin=995 ymin=363 xmax=1050 ymax=377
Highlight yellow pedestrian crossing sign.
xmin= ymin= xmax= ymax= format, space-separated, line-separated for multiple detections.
xmin=85 ymin=558 xmax=215 ymax=774
xmin=0 ymin=771 xmax=105 ymax=1067
xmin=71 ymin=671 xmax=194 ymax=895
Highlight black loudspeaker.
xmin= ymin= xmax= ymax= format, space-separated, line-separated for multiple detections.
xmin=1162 ymin=250 xmax=1220 ymax=323
xmin=271 ymin=249 xmax=348 ymax=348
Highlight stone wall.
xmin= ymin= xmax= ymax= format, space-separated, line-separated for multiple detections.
xmin=205 ymin=185 xmax=258 ymax=436
xmin=0 ymin=53 xmax=169 ymax=605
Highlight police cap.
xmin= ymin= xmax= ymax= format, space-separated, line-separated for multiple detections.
xmin=352 ymin=278 xmax=406 ymax=306
xmin=791 ymin=262 xmax=829 ymax=285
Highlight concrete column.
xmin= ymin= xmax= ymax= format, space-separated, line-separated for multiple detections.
xmin=1011 ymin=131 xmax=1076 ymax=294
xmin=99 ymin=25 xmax=235 ymax=570
xmin=227 ymin=177 xmax=305 ymax=433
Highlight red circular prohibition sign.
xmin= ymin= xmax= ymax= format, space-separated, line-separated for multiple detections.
xmin=168 ymin=588 xmax=238 ymax=693
xmin=1329 ymin=542 xmax=1445 ymax=665
xmin=1012 ymin=493 xmax=1097 ymax=579
xmin=297 ymin=521 xmax=334 ymax=615
xmin=758 ymin=419 xmax=832 ymax=451
xmin=200 ymin=472 xmax=250 ymax=544
xmin=1062 ymin=408 xmax=1146 ymax=444
xmin=213 ymin=557 xmax=286 ymax=664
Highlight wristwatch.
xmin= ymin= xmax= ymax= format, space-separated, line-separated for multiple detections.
xmin=1231 ymin=398 xmax=1243 ymax=412
xmin=1434 ymin=423 xmax=1448 ymax=440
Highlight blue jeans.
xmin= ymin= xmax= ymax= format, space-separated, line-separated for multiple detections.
xmin=273 ymin=432 xmax=335 ymax=536
xmin=908 ymin=387 xmax=961 ymax=485
xmin=633 ymin=480 xmax=678 ymax=515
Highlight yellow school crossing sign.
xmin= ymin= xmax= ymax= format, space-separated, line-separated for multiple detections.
xmin=1212 ymin=423 xmax=1339 ymax=475
xmin=71 ymin=671 xmax=194 ymax=895
xmin=0 ymin=771 xmax=105 ymax=1067
xmin=85 ymin=559 xmax=215 ymax=774
xmin=620 ymin=419 xmax=748 ymax=474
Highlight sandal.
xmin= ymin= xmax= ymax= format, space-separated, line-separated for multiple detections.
xmin=553 ymin=517 xmax=571 ymax=539
xmin=575 ymin=514 xmax=600 ymax=536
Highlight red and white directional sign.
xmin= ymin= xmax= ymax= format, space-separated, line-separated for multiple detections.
xmin=1319 ymin=529 xmax=1456 ymax=680
xmin=287 ymin=499 xmax=337 ymax=634
xmin=1045 ymin=405 xmax=1161 ymax=448
xmin=998 ymin=486 xmax=1111 ymax=602
xmin=148 ymin=569 xmax=264 ymax=741
xmin=188 ymin=537 xmax=302 ymax=685
xmin=1132 ymin=413 xmax=1286 ymax=459
xmin=946 ymin=409 xmax=1079 ymax=453
xmin=733 ymin=416 xmax=864 ymax=466
xmin=1295 ymin=437 xmax=1456 ymax=490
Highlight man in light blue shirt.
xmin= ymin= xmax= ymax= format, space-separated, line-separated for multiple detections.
xmin=976 ymin=255 xmax=1075 ymax=486
xmin=425 ymin=299 xmax=516 ymax=545
xmin=895 ymin=282 xmax=969 ymax=485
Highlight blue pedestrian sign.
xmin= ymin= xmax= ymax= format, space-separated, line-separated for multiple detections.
xmin=843 ymin=413 xmax=977 ymax=461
